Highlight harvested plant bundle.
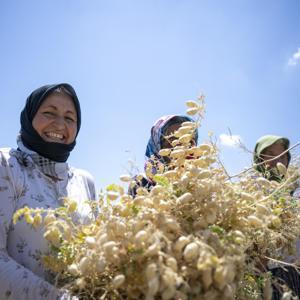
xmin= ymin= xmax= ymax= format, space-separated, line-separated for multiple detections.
xmin=14 ymin=97 xmax=300 ymax=299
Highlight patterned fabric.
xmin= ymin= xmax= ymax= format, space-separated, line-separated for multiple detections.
xmin=17 ymin=137 xmax=67 ymax=180
xmin=0 ymin=145 xmax=96 ymax=299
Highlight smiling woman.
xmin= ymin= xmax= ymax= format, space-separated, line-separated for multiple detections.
xmin=32 ymin=92 xmax=78 ymax=145
xmin=0 ymin=84 xmax=96 ymax=299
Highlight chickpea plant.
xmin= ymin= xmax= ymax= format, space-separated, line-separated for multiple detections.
xmin=14 ymin=95 xmax=300 ymax=299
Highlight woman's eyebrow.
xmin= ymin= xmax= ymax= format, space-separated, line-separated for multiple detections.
xmin=43 ymin=104 xmax=57 ymax=110
xmin=261 ymin=150 xmax=272 ymax=155
xmin=43 ymin=105 xmax=76 ymax=115
xmin=65 ymin=110 xmax=76 ymax=115
xmin=264 ymin=152 xmax=276 ymax=156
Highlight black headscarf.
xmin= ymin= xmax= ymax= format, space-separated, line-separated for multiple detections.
xmin=20 ymin=83 xmax=81 ymax=162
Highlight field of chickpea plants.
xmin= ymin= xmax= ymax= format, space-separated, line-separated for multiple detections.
xmin=14 ymin=97 xmax=300 ymax=299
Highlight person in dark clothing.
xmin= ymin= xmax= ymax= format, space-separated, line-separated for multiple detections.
xmin=129 ymin=115 xmax=198 ymax=197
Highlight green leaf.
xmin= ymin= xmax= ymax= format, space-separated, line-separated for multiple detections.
xmin=153 ymin=175 xmax=170 ymax=188
xmin=131 ymin=204 xmax=140 ymax=215
xmin=106 ymin=184 xmax=121 ymax=192
xmin=209 ymin=225 xmax=225 ymax=235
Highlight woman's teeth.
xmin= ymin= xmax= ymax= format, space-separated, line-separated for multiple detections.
xmin=46 ymin=132 xmax=64 ymax=140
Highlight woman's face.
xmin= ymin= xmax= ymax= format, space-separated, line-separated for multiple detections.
xmin=32 ymin=93 xmax=77 ymax=144
xmin=260 ymin=142 xmax=289 ymax=169
xmin=161 ymin=123 xmax=196 ymax=149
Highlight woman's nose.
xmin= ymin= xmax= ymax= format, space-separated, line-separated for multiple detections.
xmin=53 ymin=116 xmax=66 ymax=128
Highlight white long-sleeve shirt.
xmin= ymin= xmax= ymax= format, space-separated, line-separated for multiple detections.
xmin=0 ymin=146 xmax=96 ymax=300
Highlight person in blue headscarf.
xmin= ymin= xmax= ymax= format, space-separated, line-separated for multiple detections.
xmin=129 ymin=115 xmax=198 ymax=197
xmin=0 ymin=83 xmax=95 ymax=299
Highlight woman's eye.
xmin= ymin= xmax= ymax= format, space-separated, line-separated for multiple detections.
xmin=43 ymin=111 xmax=55 ymax=117
xmin=65 ymin=116 xmax=75 ymax=122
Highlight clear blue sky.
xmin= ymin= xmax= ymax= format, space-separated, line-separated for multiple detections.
xmin=1 ymin=0 xmax=299 ymax=191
